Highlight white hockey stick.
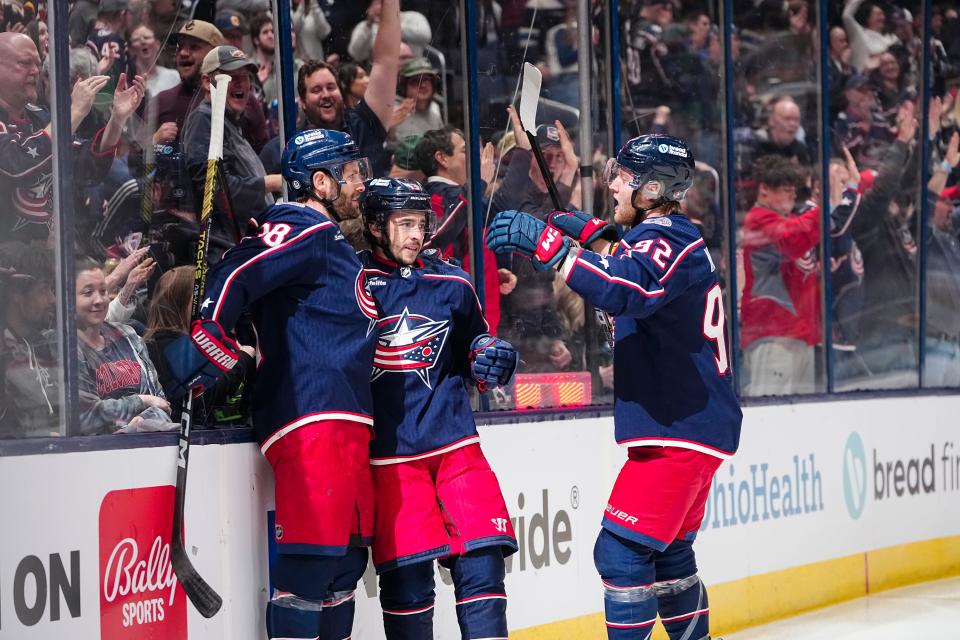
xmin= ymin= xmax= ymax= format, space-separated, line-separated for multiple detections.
xmin=171 ymin=73 xmax=231 ymax=619
xmin=518 ymin=62 xmax=563 ymax=211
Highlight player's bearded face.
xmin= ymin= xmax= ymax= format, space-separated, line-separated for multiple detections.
xmin=609 ymin=168 xmax=640 ymax=226
xmin=332 ymin=181 xmax=363 ymax=220
xmin=385 ymin=212 xmax=427 ymax=265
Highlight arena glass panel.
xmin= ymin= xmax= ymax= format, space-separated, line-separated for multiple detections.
xmin=728 ymin=0 xmax=830 ymax=398
xmin=53 ymin=5 xmax=297 ymax=436
xmin=41 ymin=0 xmax=471 ymax=438
xmin=922 ymin=0 xmax=960 ymax=390
xmin=825 ymin=0 xmax=923 ymax=392
xmin=0 ymin=9 xmax=65 ymax=439
xmin=468 ymin=0 xmax=616 ymax=412
xmin=616 ymin=0 xmax=733 ymax=387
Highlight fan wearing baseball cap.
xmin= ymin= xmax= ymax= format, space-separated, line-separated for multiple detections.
xmin=150 ymin=20 xmax=269 ymax=152
xmin=214 ymin=10 xmax=248 ymax=50
xmin=180 ymin=46 xmax=283 ymax=260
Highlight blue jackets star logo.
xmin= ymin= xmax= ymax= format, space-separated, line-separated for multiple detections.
xmin=372 ymin=307 xmax=449 ymax=388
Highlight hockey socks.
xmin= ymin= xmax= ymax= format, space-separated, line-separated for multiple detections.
xmin=656 ymin=575 xmax=710 ymax=640
xmin=379 ymin=561 xmax=436 ymax=639
xmin=269 ymin=548 xmax=367 ymax=640
xmin=447 ymin=547 xmax=509 ymax=640
xmin=594 ymin=528 xmax=658 ymax=639
xmin=266 ymin=592 xmax=323 ymax=640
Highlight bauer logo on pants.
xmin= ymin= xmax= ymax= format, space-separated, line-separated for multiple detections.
xmin=98 ymin=486 xmax=187 ymax=640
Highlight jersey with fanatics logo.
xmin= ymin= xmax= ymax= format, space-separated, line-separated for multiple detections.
xmin=200 ymin=202 xmax=379 ymax=447
xmin=359 ymin=250 xmax=489 ymax=465
xmin=561 ymin=213 xmax=742 ymax=457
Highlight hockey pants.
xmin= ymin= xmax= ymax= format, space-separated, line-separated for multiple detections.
xmin=266 ymin=546 xmax=368 ymax=640
xmin=595 ymin=528 xmax=710 ymax=640
xmin=379 ymin=546 xmax=508 ymax=640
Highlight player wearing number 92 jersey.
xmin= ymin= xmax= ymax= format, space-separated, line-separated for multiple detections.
xmin=487 ymin=134 xmax=741 ymax=640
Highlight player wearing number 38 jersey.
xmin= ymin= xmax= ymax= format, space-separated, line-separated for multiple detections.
xmin=488 ymin=134 xmax=741 ymax=640
xmin=163 ymin=130 xmax=379 ymax=640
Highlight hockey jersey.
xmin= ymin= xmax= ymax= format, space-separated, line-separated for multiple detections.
xmin=360 ymin=250 xmax=489 ymax=464
xmin=561 ymin=214 xmax=742 ymax=457
xmin=200 ymin=202 xmax=379 ymax=448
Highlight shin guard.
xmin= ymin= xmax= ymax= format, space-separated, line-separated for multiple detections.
xmin=319 ymin=547 xmax=368 ymax=640
xmin=654 ymin=575 xmax=709 ymax=640
xmin=594 ymin=528 xmax=658 ymax=639
xmin=379 ymin=561 xmax=436 ymax=640
xmin=266 ymin=592 xmax=323 ymax=640
xmin=447 ymin=547 xmax=508 ymax=640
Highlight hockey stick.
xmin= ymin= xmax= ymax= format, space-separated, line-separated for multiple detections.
xmin=171 ymin=73 xmax=231 ymax=619
xmin=518 ymin=62 xmax=563 ymax=211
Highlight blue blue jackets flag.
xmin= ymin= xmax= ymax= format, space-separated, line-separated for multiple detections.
xmin=200 ymin=202 xmax=379 ymax=446
xmin=561 ymin=214 xmax=742 ymax=457
xmin=360 ymin=250 xmax=490 ymax=464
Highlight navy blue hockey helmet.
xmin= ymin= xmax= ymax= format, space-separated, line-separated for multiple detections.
xmin=604 ymin=134 xmax=695 ymax=205
xmin=361 ymin=177 xmax=436 ymax=244
xmin=281 ymin=129 xmax=371 ymax=198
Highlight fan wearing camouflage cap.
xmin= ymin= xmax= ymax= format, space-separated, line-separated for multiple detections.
xmin=180 ymin=46 xmax=283 ymax=259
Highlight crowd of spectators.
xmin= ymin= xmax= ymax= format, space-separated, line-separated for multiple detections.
xmin=618 ymin=0 xmax=960 ymax=395
xmin=2 ymin=0 xmax=959 ymax=437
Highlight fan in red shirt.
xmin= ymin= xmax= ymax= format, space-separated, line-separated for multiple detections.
xmin=740 ymin=155 xmax=819 ymax=396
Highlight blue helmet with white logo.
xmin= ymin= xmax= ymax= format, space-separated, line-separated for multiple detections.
xmin=361 ymin=177 xmax=436 ymax=245
xmin=605 ymin=134 xmax=695 ymax=206
xmin=281 ymin=129 xmax=371 ymax=198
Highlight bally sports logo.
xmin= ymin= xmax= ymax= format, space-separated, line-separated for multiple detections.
xmin=99 ymin=486 xmax=186 ymax=639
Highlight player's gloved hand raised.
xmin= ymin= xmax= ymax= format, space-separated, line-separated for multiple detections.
xmin=547 ymin=209 xmax=619 ymax=245
xmin=470 ymin=334 xmax=519 ymax=391
xmin=486 ymin=210 xmax=570 ymax=271
xmin=163 ymin=320 xmax=241 ymax=399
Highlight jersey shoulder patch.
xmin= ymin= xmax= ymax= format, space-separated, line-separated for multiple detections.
xmin=420 ymin=248 xmax=462 ymax=269
xmin=642 ymin=216 xmax=672 ymax=227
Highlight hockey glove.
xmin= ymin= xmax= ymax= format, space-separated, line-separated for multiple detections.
xmin=486 ymin=210 xmax=570 ymax=271
xmin=163 ymin=319 xmax=241 ymax=399
xmin=547 ymin=209 xmax=619 ymax=245
xmin=470 ymin=334 xmax=519 ymax=391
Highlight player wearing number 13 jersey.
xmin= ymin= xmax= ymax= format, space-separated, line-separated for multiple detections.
xmin=487 ymin=134 xmax=741 ymax=640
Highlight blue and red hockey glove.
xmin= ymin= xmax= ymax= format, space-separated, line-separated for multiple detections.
xmin=486 ymin=210 xmax=570 ymax=271
xmin=470 ymin=334 xmax=519 ymax=391
xmin=547 ymin=209 xmax=619 ymax=245
xmin=163 ymin=319 xmax=241 ymax=399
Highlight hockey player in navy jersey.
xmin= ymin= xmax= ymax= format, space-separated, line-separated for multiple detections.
xmin=164 ymin=129 xmax=379 ymax=640
xmin=487 ymin=134 xmax=742 ymax=640
xmin=358 ymin=177 xmax=519 ymax=640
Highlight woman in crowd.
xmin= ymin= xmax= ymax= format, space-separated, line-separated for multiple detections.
xmin=129 ymin=24 xmax=180 ymax=96
xmin=338 ymin=61 xmax=370 ymax=109
xmin=145 ymin=266 xmax=256 ymax=426
xmin=75 ymin=258 xmax=173 ymax=435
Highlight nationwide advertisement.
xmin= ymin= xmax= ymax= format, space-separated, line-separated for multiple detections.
xmin=2 ymin=396 xmax=959 ymax=639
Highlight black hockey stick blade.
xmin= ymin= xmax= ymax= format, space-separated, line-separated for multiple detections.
xmin=171 ymin=539 xmax=223 ymax=617
xmin=518 ymin=62 xmax=563 ymax=211
xmin=169 ymin=73 xmax=230 ymax=620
